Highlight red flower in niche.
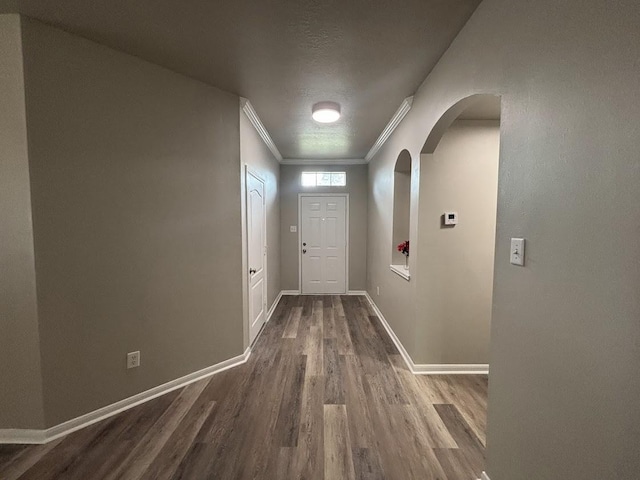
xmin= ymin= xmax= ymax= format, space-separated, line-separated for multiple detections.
xmin=397 ymin=240 xmax=409 ymax=256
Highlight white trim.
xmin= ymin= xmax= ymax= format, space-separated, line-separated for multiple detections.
xmin=266 ymin=291 xmax=283 ymax=322
xmin=363 ymin=292 xmax=415 ymax=372
xmin=363 ymin=292 xmax=489 ymax=375
xmin=413 ymin=364 xmax=489 ymax=375
xmin=390 ymin=264 xmax=410 ymax=281
xmin=3 ymin=288 xmax=288 ymax=446
xmin=281 ymin=158 xmax=366 ymax=166
xmin=347 ymin=290 xmax=367 ymax=295
xmin=0 ymin=348 xmax=251 ymax=445
xmin=480 ymin=472 xmax=491 ymax=480
xmin=0 ymin=429 xmax=46 ymax=445
xmin=240 ymin=98 xmax=283 ymax=162
xmin=298 ymin=193 xmax=350 ymax=295
xmin=365 ymin=96 xmax=414 ymax=162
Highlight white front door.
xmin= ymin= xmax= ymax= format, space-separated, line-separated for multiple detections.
xmin=300 ymin=195 xmax=347 ymax=294
xmin=247 ymin=170 xmax=266 ymax=344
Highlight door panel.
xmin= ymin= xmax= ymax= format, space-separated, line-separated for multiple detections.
xmin=247 ymin=171 xmax=266 ymax=345
xmin=300 ymin=196 xmax=347 ymax=294
xmin=309 ymin=217 xmax=322 ymax=248
xmin=326 ymin=256 xmax=340 ymax=278
xmin=325 ymin=217 xmax=338 ymax=248
xmin=251 ymin=277 xmax=264 ymax=325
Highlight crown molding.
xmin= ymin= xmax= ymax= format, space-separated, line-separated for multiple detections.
xmin=280 ymin=158 xmax=367 ymax=166
xmin=365 ymin=96 xmax=414 ymax=162
xmin=240 ymin=98 xmax=283 ymax=162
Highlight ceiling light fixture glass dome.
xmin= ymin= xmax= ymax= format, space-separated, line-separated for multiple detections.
xmin=312 ymin=101 xmax=341 ymax=123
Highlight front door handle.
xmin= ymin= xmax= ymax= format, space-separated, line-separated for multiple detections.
xmin=302 ymin=249 xmax=307 ymax=254
xmin=249 ymin=268 xmax=256 ymax=275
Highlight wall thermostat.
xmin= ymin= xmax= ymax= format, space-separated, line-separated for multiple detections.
xmin=444 ymin=212 xmax=458 ymax=225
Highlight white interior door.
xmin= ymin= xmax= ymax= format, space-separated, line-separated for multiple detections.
xmin=247 ymin=170 xmax=266 ymax=344
xmin=300 ymin=196 xmax=347 ymax=294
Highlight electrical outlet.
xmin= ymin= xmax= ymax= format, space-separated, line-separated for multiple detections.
xmin=376 ymin=286 xmax=380 ymax=296
xmin=127 ymin=351 xmax=140 ymax=369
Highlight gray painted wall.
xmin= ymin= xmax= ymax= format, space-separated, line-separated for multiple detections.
xmin=0 ymin=14 xmax=45 ymax=429
xmin=280 ymin=164 xmax=367 ymax=291
xmin=21 ymin=17 xmax=245 ymax=427
xmin=366 ymin=1 xmax=640 ymax=478
xmin=240 ymin=106 xmax=281 ymax=347
xmin=416 ymin=120 xmax=499 ymax=364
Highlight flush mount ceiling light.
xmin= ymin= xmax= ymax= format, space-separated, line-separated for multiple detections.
xmin=312 ymin=101 xmax=341 ymax=123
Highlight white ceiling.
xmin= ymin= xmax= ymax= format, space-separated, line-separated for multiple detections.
xmin=1 ymin=0 xmax=482 ymax=160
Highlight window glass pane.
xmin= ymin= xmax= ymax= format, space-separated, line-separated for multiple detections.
xmin=317 ymin=172 xmax=331 ymax=186
xmin=330 ymin=172 xmax=346 ymax=186
xmin=301 ymin=171 xmax=347 ymax=187
xmin=301 ymin=172 xmax=316 ymax=186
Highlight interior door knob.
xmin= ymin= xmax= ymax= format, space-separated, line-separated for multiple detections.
xmin=249 ymin=268 xmax=256 ymax=274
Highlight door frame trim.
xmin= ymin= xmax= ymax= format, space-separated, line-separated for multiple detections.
xmin=245 ymin=166 xmax=267 ymax=346
xmin=297 ymin=193 xmax=350 ymax=294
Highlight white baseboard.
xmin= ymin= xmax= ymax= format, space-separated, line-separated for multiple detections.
xmin=2 ymin=290 xmax=292 ymax=446
xmin=480 ymin=472 xmax=490 ymax=480
xmin=0 ymin=429 xmax=46 ymax=444
xmin=0 ymin=346 xmax=251 ymax=445
xmin=363 ymin=292 xmax=489 ymax=376
xmin=266 ymin=291 xmax=283 ymax=322
xmin=363 ymin=292 xmax=416 ymax=372
xmin=413 ymin=364 xmax=489 ymax=375
xmin=282 ymin=290 xmax=365 ymax=296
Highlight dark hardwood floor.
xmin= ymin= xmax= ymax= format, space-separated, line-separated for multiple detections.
xmin=0 ymin=295 xmax=488 ymax=480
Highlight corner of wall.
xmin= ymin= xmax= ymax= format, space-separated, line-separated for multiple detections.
xmin=0 ymin=12 xmax=46 ymax=430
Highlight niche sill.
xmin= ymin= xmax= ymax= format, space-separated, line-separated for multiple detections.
xmin=390 ymin=264 xmax=410 ymax=281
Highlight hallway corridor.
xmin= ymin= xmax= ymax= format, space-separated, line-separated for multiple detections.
xmin=0 ymin=295 xmax=487 ymax=480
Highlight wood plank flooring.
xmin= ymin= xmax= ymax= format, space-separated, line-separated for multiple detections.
xmin=0 ymin=295 xmax=488 ymax=480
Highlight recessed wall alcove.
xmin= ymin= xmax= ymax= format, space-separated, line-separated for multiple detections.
xmin=390 ymin=149 xmax=413 ymax=280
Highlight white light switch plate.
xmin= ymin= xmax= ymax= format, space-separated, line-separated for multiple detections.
xmin=510 ymin=238 xmax=525 ymax=266
xmin=290 ymin=225 xmax=297 ymax=233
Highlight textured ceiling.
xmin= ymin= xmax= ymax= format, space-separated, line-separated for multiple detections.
xmin=1 ymin=0 xmax=482 ymax=159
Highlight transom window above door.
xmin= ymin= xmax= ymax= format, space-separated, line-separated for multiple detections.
xmin=301 ymin=172 xmax=346 ymax=187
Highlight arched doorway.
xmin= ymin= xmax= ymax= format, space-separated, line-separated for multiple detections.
xmin=416 ymin=94 xmax=501 ymax=368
